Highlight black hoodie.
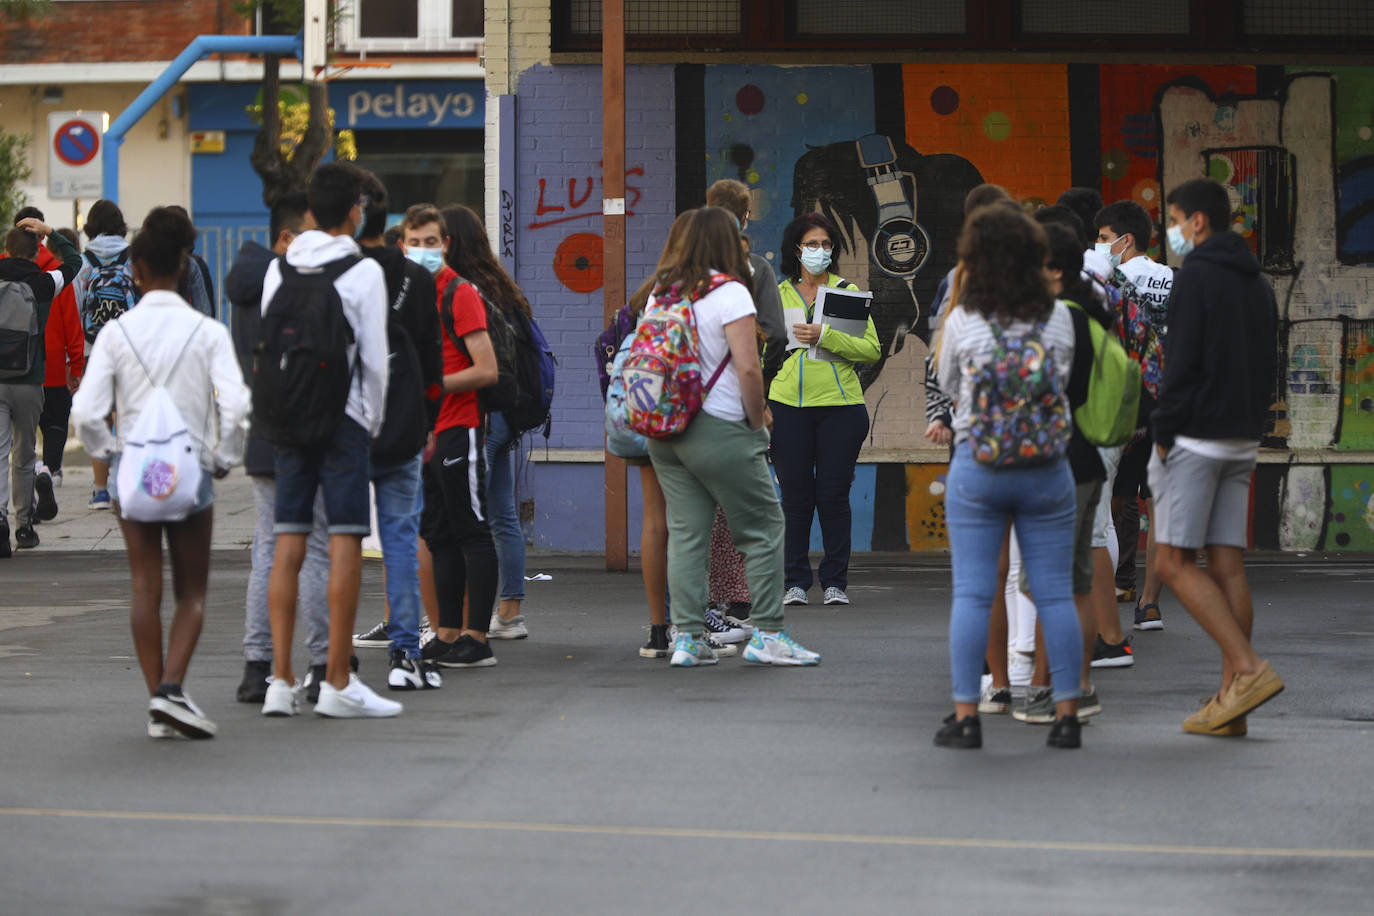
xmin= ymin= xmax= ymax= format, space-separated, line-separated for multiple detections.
xmin=360 ymin=243 xmax=442 ymax=432
xmin=225 ymin=239 xmax=278 ymax=476
xmin=1151 ymin=231 xmax=1277 ymax=449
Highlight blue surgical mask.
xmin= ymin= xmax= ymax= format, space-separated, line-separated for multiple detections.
xmin=1094 ymin=237 xmax=1124 ymax=269
xmin=799 ymin=247 xmax=831 ymax=275
xmin=406 ymin=247 xmax=446 ymax=276
xmin=1167 ymin=224 xmax=1193 ymax=257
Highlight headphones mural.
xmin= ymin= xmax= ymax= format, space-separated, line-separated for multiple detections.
xmin=856 ymin=134 xmax=931 ymax=279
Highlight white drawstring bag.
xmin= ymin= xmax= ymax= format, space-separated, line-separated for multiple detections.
xmin=115 ymin=320 xmax=205 ymax=523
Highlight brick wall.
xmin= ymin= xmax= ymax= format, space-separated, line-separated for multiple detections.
xmin=0 ymin=0 xmax=247 ymax=63
xmin=513 ymin=64 xmax=676 ymax=450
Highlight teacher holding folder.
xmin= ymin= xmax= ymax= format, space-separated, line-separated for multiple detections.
xmin=770 ymin=212 xmax=880 ymax=609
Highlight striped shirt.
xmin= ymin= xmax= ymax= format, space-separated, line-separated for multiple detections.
xmin=935 ymin=300 xmax=1076 ymax=445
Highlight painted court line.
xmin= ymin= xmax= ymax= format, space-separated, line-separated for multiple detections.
xmin=1 ymin=807 xmax=1371 ymax=860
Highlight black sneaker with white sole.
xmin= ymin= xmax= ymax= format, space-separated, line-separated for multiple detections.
xmin=236 ymin=660 xmax=272 ymax=703
xmin=1090 ymin=635 xmax=1134 ymax=668
xmin=433 ymin=634 xmax=497 ymax=668
xmin=14 ymin=525 xmax=37 ymax=549
xmin=34 ymin=471 xmax=58 ymax=522
xmin=387 ymin=649 xmax=442 ymax=690
xmin=352 ymin=619 xmax=391 ymax=648
xmin=148 ymin=683 xmax=217 ymax=739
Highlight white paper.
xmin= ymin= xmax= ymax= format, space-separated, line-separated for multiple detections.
xmin=783 ymin=306 xmax=807 ymax=350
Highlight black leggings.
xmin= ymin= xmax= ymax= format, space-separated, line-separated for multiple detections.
xmin=421 ymin=426 xmax=498 ymax=633
xmin=39 ymin=386 xmax=71 ymax=471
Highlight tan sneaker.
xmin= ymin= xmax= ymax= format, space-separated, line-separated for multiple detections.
xmin=1216 ymin=660 xmax=1284 ymax=723
xmin=1184 ymin=696 xmax=1248 ymax=736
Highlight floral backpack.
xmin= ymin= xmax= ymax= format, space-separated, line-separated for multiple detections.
xmin=967 ymin=318 xmax=1070 ymax=468
xmin=618 ymin=273 xmax=735 ymax=440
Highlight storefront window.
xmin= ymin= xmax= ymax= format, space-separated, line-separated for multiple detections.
xmin=353 ymin=129 xmax=484 ymax=217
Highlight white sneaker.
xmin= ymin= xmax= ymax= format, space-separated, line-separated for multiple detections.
xmin=783 ymin=587 xmax=808 ymax=606
xmin=703 ymin=607 xmax=749 ymax=644
xmin=50 ymin=469 xmax=62 ymax=488
xmin=743 ymin=629 xmax=821 ymax=666
xmin=147 ymin=718 xmax=176 ymax=739
xmin=823 ymin=587 xmax=849 ymax=606
xmin=315 ymin=673 xmax=403 ymax=718
xmin=669 ymin=632 xmax=718 ymax=667
xmin=487 ymin=614 xmax=529 ymax=640
xmin=148 ymin=688 xmax=217 ymax=739
xmin=261 ymin=677 xmax=301 ymax=717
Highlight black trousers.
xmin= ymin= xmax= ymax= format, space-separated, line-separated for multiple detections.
xmin=421 ymin=425 xmax=498 ymax=633
xmin=39 ymin=386 xmax=72 ymax=471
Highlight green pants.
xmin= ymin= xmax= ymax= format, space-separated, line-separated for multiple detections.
xmin=648 ymin=412 xmax=785 ymax=636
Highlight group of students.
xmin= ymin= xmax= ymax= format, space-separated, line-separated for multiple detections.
xmin=598 ymin=179 xmax=893 ymax=666
xmin=43 ymin=161 xmax=544 ymax=738
xmin=928 ymin=177 xmax=1284 ymax=750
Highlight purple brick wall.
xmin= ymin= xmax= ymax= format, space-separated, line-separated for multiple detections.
xmin=515 ymin=64 xmax=677 ymax=450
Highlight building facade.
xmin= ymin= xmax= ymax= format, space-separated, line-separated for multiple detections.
xmin=0 ymin=0 xmax=484 ymax=318
xmin=485 ymin=0 xmax=1374 ymax=553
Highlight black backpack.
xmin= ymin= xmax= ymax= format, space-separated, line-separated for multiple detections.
xmin=371 ymin=272 xmax=429 ymax=465
xmin=252 ymin=256 xmax=360 ymax=448
xmin=441 ymin=277 xmax=552 ymax=433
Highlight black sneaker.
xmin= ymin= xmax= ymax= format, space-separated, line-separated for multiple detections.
xmin=236 ymin=660 xmax=272 ymax=703
xmin=1090 ymin=635 xmax=1134 ymax=668
xmin=0 ymin=519 xmax=10 ymax=559
xmin=434 ymin=634 xmax=497 ymax=668
xmin=1047 ymin=715 xmax=1081 ymax=749
xmin=304 ymin=657 xmax=360 ymax=702
xmin=1133 ymin=602 xmax=1164 ymax=631
xmin=352 ymin=618 xmax=391 ymax=648
xmin=34 ymin=471 xmax=58 ymax=522
xmin=421 ymin=636 xmax=455 ymax=662
xmin=934 ymin=713 xmax=982 ymax=749
xmin=14 ymin=525 xmax=38 ymax=550
xmin=387 ymin=648 xmax=442 ymax=690
xmin=148 ymin=683 xmax=217 ymax=739
xmin=639 ymin=623 xmax=670 ymax=659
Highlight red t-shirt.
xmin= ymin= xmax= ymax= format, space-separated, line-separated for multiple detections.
xmin=435 ymin=269 xmax=486 ymax=432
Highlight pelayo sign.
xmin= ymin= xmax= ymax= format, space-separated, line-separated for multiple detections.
xmin=343 ymin=82 xmax=482 ymax=129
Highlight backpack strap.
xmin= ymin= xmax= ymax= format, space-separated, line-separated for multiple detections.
xmin=115 ymin=316 xmax=204 ymax=390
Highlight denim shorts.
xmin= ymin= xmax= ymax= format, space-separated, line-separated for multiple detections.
xmin=273 ymin=418 xmax=372 ymax=536
xmin=109 ymin=453 xmax=215 ymax=517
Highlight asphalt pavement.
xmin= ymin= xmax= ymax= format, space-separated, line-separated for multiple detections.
xmin=1 ymin=474 xmax=1372 ymax=914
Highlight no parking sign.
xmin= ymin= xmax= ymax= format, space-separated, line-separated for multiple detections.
xmin=48 ymin=111 xmax=108 ymax=199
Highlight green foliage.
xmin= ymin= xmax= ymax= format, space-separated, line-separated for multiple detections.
xmin=0 ymin=128 xmax=33 ymax=229
xmin=0 ymin=0 xmax=53 ymax=21
xmin=232 ymin=0 xmax=303 ymax=33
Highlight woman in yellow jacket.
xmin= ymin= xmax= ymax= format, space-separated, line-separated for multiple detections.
xmin=769 ymin=212 xmax=880 ymax=607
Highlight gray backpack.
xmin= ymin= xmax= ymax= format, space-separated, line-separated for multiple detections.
xmin=0 ymin=278 xmax=39 ymax=379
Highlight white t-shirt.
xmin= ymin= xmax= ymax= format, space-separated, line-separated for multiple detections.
xmin=684 ymin=273 xmax=756 ymax=422
xmin=1119 ymin=256 xmax=1174 ymax=328
xmin=1174 ymin=436 xmax=1259 ymax=462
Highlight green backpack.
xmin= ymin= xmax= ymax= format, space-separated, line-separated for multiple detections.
xmin=1064 ymin=299 xmax=1140 ymax=448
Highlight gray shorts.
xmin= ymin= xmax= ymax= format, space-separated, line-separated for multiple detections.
xmin=1148 ymin=447 xmax=1254 ymax=550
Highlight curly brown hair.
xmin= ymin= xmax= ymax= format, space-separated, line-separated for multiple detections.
xmin=956 ymin=204 xmax=1053 ymax=323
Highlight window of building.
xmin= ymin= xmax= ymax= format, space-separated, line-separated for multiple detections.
xmin=792 ymin=0 xmax=966 ymax=36
xmin=1241 ymin=0 xmax=1374 ymax=36
xmin=564 ymin=0 xmax=742 ymax=37
xmin=338 ymin=0 xmax=483 ymax=53
xmin=1018 ymin=0 xmax=1191 ymax=35
xmin=352 ymin=129 xmax=484 ymax=217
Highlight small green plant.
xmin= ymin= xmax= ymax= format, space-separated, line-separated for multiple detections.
xmin=0 ymin=128 xmax=33 ymax=228
xmin=0 ymin=0 xmax=54 ymax=21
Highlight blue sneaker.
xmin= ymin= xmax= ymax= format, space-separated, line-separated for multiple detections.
xmin=669 ymin=632 xmax=717 ymax=667
xmin=742 ymin=629 xmax=820 ymax=666
xmin=89 ymin=488 xmax=111 ymax=510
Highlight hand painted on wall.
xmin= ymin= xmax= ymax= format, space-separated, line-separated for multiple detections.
xmin=529 ymin=167 xmax=645 ymax=294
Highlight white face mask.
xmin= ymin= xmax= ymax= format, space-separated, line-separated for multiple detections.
xmin=799 ymin=247 xmax=831 ymax=275
xmin=1167 ymin=224 xmax=1194 ymax=257
xmin=1094 ymin=237 xmax=1125 ymax=269
xmin=406 ymin=246 xmax=445 ymax=276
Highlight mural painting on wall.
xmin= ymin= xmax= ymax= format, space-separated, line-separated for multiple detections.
xmin=532 ymin=167 xmax=645 ymax=294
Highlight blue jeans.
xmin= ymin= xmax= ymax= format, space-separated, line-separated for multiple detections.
xmin=484 ymin=412 xmax=526 ymax=601
xmin=372 ymin=454 xmax=423 ymax=657
xmin=945 ymin=442 xmax=1082 ymax=705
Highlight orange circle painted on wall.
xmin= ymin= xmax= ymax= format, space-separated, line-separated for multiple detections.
xmin=554 ymin=232 xmax=605 ymax=293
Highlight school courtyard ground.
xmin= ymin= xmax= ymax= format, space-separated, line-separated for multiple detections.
xmin=0 ymin=469 xmax=1370 ymax=914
